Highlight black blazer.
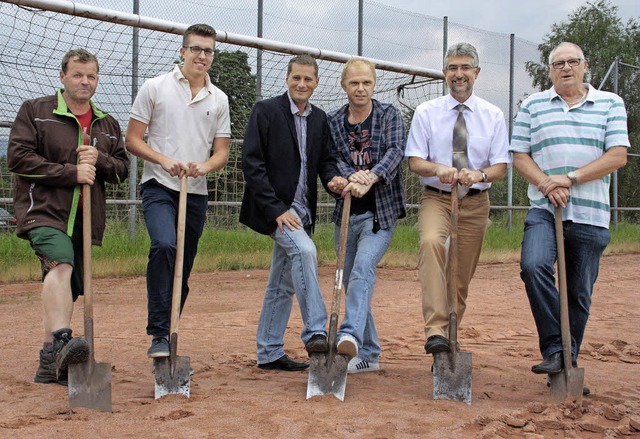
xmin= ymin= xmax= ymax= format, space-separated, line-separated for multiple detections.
xmin=240 ymin=93 xmax=338 ymax=235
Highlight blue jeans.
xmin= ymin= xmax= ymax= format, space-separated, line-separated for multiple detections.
xmin=256 ymin=209 xmax=328 ymax=364
xmin=520 ymin=208 xmax=610 ymax=360
xmin=141 ymin=180 xmax=208 ymax=337
xmin=336 ymin=212 xmax=395 ymax=362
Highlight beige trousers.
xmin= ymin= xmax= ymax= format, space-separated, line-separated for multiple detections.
xmin=417 ymin=188 xmax=489 ymax=339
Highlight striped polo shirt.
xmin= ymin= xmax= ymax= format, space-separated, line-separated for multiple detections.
xmin=510 ymin=84 xmax=630 ymax=228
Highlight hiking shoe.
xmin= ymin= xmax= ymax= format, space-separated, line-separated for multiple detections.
xmin=53 ymin=328 xmax=89 ymax=373
xmin=34 ymin=347 xmax=67 ymax=385
xmin=347 ymin=357 xmax=380 ymax=374
xmin=147 ymin=336 xmax=170 ymax=358
xmin=337 ymin=334 xmax=358 ymax=359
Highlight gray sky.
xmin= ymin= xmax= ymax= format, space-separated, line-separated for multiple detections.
xmin=379 ymin=0 xmax=639 ymax=43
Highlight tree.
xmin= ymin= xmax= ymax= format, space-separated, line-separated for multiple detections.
xmin=524 ymin=0 xmax=640 ymax=219
xmin=208 ymin=50 xmax=256 ymax=139
xmin=206 ymin=50 xmax=257 ymax=206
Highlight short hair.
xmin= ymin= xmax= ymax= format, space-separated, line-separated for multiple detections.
xmin=548 ymin=42 xmax=585 ymax=64
xmin=287 ymin=54 xmax=319 ymax=78
xmin=61 ymin=48 xmax=99 ymax=73
xmin=182 ymin=23 xmax=217 ymax=47
xmin=341 ymin=58 xmax=376 ymax=84
xmin=444 ymin=42 xmax=479 ymax=69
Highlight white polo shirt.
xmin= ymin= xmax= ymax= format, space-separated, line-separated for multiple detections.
xmin=130 ymin=65 xmax=231 ymax=195
xmin=405 ymin=93 xmax=511 ymax=191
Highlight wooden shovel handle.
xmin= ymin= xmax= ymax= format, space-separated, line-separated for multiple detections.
xmin=447 ymin=185 xmax=460 ymax=346
xmin=554 ymin=206 xmax=573 ymax=371
xmin=328 ymin=193 xmax=351 ymax=350
xmin=170 ymin=177 xmax=188 ymax=336
xmin=82 ymin=184 xmax=95 ymax=360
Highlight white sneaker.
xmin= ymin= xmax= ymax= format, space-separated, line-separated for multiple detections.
xmin=336 ymin=334 xmax=358 ymax=358
xmin=348 ymin=357 xmax=380 ymax=374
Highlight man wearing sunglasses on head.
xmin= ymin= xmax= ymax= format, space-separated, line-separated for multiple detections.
xmin=126 ymin=23 xmax=231 ymax=359
xmin=326 ymin=58 xmax=407 ymax=374
xmin=511 ymin=42 xmax=629 ymax=393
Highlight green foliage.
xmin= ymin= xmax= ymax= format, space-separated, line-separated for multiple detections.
xmin=524 ymin=0 xmax=640 ymax=220
xmin=208 ymin=50 xmax=257 ymax=139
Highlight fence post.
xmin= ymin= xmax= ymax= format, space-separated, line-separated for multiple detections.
xmin=507 ymin=34 xmax=515 ymax=232
xmin=613 ymin=56 xmax=620 ymax=230
xmin=129 ymin=0 xmax=140 ymax=238
xmin=256 ymin=0 xmax=263 ymax=102
xmin=442 ymin=16 xmax=447 ymax=97
xmin=358 ymin=0 xmax=363 ymax=56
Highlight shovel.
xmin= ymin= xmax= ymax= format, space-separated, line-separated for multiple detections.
xmin=68 ymin=184 xmax=113 ymax=412
xmin=154 ymin=176 xmax=191 ymax=399
xmin=549 ymin=206 xmax=585 ymax=404
xmin=433 ymin=184 xmax=472 ymax=404
xmin=306 ymin=192 xmax=352 ymax=401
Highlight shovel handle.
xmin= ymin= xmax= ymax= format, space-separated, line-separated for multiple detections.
xmin=170 ymin=177 xmax=188 ymax=338
xmin=328 ymin=193 xmax=351 ymax=350
xmin=82 ymin=184 xmax=95 ymax=361
xmin=554 ymin=206 xmax=573 ymax=372
xmin=447 ymin=185 xmax=459 ymax=347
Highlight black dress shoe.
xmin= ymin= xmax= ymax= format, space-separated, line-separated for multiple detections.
xmin=532 ymin=352 xmax=562 ymax=374
xmin=305 ymin=334 xmax=328 ymax=354
xmin=258 ymin=354 xmax=309 ymax=371
xmin=425 ymin=335 xmax=450 ymax=355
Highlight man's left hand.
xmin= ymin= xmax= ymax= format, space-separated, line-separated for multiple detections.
xmin=328 ymin=176 xmax=349 ymax=194
xmin=537 ymin=175 xmax=571 ymax=196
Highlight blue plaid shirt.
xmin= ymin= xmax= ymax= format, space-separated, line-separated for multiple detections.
xmin=328 ymin=99 xmax=406 ymax=229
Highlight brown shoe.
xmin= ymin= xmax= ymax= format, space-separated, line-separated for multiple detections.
xmin=305 ymin=334 xmax=328 ymax=354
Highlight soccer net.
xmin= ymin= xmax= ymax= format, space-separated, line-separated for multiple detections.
xmin=0 ymin=1 xmax=443 ymax=229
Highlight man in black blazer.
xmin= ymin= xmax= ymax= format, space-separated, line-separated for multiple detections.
xmin=241 ymin=54 xmax=347 ymax=371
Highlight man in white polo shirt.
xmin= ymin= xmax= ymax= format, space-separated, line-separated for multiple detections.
xmin=126 ymin=23 xmax=231 ymax=358
xmin=511 ymin=41 xmax=629 ymax=385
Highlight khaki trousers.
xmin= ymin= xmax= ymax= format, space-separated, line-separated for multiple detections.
xmin=417 ymin=188 xmax=489 ymax=339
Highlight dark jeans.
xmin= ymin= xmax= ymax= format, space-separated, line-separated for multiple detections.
xmin=520 ymin=208 xmax=610 ymax=359
xmin=141 ymin=180 xmax=208 ymax=336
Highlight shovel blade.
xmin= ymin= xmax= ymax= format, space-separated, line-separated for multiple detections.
xmin=433 ymin=351 xmax=472 ymax=404
xmin=154 ymin=356 xmax=191 ymax=399
xmin=306 ymin=352 xmax=349 ymax=401
xmin=549 ymin=367 xmax=584 ymax=404
xmin=68 ymin=361 xmax=113 ymax=412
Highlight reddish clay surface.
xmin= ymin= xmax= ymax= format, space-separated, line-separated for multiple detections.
xmin=0 ymin=254 xmax=639 ymax=438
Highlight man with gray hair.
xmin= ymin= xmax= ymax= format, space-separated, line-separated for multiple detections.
xmin=405 ymin=42 xmax=510 ymax=357
xmin=511 ymin=42 xmax=628 ymax=390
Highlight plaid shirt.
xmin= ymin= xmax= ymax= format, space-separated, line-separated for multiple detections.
xmin=328 ymin=99 xmax=406 ymax=229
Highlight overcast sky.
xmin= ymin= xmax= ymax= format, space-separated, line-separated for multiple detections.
xmin=377 ymin=0 xmax=638 ymax=43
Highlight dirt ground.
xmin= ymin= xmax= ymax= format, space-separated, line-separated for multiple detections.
xmin=0 ymin=254 xmax=639 ymax=439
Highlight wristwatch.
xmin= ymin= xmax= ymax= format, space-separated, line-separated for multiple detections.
xmin=478 ymin=169 xmax=488 ymax=183
xmin=567 ymin=171 xmax=578 ymax=185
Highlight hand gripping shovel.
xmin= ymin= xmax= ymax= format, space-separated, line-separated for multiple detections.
xmin=306 ymin=192 xmax=352 ymax=401
xmin=433 ymin=185 xmax=472 ymax=404
xmin=549 ymin=206 xmax=585 ymax=404
xmin=68 ymin=184 xmax=113 ymax=412
xmin=155 ymin=176 xmax=191 ymax=399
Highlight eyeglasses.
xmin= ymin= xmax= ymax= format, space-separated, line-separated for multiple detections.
xmin=183 ymin=46 xmax=214 ymax=57
xmin=550 ymin=58 xmax=583 ymax=69
xmin=446 ymin=64 xmax=475 ymax=72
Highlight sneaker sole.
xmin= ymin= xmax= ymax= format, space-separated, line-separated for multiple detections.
xmin=57 ymin=338 xmax=90 ymax=371
xmin=148 ymin=351 xmax=170 ymax=358
xmin=337 ymin=339 xmax=358 ymax=358
xmin=348 ymin=364 xmax=380 ymax=374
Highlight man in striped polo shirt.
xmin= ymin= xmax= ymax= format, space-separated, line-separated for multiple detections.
xmin=511 ymin=42 xmax=629 ymax=385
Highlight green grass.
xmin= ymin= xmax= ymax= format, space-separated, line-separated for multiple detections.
xmin=1 ymin=216 xmax=640 ymax=283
